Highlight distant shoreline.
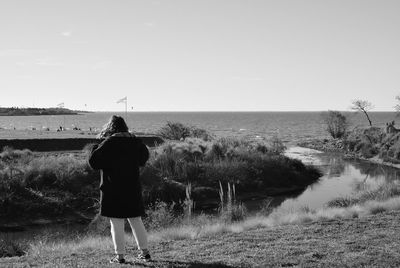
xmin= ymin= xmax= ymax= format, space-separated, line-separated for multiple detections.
xmin=0 ymin=107 xmax=91 ymax=116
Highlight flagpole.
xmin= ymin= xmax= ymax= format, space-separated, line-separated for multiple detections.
xmin=116 ymin=97 xmax=128 ymax=121
xmin=125 ymin=97 xmax=127 ymax=120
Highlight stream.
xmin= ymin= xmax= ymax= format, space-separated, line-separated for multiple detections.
xmin=278 ymin=146 xmax=400 ymax=210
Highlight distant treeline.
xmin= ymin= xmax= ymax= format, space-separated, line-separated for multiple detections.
xmin=0 ymin=107 xmax=80 ymax=116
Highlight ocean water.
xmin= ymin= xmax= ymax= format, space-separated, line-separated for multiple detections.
xmin=0 ymin=111 xmax=397 ymax=144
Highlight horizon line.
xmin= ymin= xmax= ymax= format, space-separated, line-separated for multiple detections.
xmin=89 ymin=110 xmax=398 ymax=113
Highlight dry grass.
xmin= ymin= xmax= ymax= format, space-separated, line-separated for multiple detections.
xmin=4 ymin=202 xmax=400 ymax=267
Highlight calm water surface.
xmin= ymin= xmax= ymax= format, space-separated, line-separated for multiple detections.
xmin=276 ymin=147 xmax=400 ymax=210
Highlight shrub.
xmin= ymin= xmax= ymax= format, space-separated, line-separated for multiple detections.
xmin=321 ymin=111 xmax=348 ymax=139
xmin=268 ymin=135 xmax=286 ymax=154
xmin=157 ymin=122 xmax=214 ymax=141
xmin=344 ymin=126 xmax=388 ymax=158
xmin=0 ymin=147 xmax=99 ymax=219
xmin=0 ymin=237 xmax=26 ymax=257
xmin=23 ymin=155 xmax=97 ymax=193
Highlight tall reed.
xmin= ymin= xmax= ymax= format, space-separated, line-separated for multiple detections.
xmin=218 ymin=181 xmax=246 ymax=223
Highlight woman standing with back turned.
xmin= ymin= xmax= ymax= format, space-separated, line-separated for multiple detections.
xmin=88 ymin=115 xmax=151 ymax=264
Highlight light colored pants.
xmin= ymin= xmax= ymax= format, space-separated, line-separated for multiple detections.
xmin=109 ymin=217 xmax=148 ymax=255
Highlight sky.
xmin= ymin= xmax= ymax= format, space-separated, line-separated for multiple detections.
xmin=0 ymin=0 xmax=399 ymax=112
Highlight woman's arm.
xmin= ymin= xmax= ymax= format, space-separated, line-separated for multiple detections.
xmin=138 ymin=141 xmax=149 ymax=167
xmin=88 ymin=139 xmax=112 ymax=170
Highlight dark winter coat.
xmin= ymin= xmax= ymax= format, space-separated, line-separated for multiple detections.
xmin=88 ymin=132 xmax=149 ymax=218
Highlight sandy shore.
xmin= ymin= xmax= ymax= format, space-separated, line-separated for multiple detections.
xmin=0 ymin=129 xmax=98 ymax=140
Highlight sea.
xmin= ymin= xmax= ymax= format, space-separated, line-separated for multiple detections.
xmin=0 ymin=111 xmax=397 ymax=144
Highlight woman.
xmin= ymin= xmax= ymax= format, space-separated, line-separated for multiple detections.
xmin=88 ymin=115 xmax=151 ymax=264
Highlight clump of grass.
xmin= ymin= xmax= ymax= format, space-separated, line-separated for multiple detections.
xmin=183 ymin=183 xmax=195 ymax=221
xmin=218 ymin=181 xmax=246 ymax=223
xmin=28 ymin=232 xmax=112 ymax=257
xmin=143 ymin=201 xmax=180 ymax=231
xmin=0 ymin=237 xmax=26 ymax=257
xmin=326 ymin=197 xmax=353 ymax=208
xmin=327 ymin=182 xmax=400 ymax=208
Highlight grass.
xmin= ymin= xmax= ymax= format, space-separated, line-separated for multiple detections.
xmin=3 ymin=196 xmax=400 ymax=267
xmin=327 ymin=181 xmax=400 ymax=208
xmin=3 ymin=169 xmax=400 ymax=265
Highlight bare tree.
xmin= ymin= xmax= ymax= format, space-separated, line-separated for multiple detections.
xmin=351 ymin=99 xmax=373 ymax=126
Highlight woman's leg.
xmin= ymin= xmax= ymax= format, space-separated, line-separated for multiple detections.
xmin=109 ymin=218 xmax=126 ymax=258
xmin=127 ymin=217 xmax=149 ymax=253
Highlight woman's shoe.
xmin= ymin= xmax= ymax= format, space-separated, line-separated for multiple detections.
xmin=136 ymin=252 xmax=151 ymax=262
xmin=109 ymin=256 xmax=126 ymax=264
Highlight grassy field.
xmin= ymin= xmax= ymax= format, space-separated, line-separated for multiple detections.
xmin=2 ymin=208 xmax=400 ymax=267
xmin=3 ymin=182 xmax=400 ymax=267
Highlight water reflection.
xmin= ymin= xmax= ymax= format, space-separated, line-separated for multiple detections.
xmin=277 ymin=147 xmax=400 ymax=210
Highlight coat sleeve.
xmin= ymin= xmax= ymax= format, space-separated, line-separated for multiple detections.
xmin=138 ymin=141 xmax=149 ymax=167
xmin=88 ymin=139 xmax=112 ymax=170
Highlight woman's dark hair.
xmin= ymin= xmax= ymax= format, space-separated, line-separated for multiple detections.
xmin=98 ymin=115 xmax=129 ymax=138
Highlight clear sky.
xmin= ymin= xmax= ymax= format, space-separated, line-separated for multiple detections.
xmin=1 ymin=0 xmax=399 ymax=111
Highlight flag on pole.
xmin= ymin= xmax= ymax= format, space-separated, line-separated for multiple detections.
xmin=116 ymin=97 xmax=127 ymax=104
xmin=57 ymin=102 xmax=64 ymax=108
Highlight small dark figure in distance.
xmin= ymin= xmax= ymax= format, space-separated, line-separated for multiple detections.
xmin=88 ymin=115 xmax=151 ymax=264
